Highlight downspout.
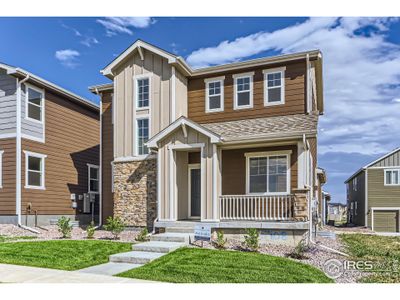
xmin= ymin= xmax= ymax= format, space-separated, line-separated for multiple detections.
xmin=94 ymin=87 xmax=102 ymax=228
xmin=16 ymin=74 xmax=39 ymax=233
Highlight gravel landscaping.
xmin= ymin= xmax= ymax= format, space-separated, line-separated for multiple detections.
xmin=0 ymin=224 xmax=140 ymax=242
xmin=191 ymin=232 xmax=368 ymax=283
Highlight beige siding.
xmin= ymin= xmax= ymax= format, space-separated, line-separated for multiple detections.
xmin=113 ymin=49 xmax=188 ymax=159
xmin=158 ymin=126 xmax=215 ymax=221
xmin=371 ymin=149 xmax=400 ymax=167
xmin=367 ymin=168 xmax=400 ymax=226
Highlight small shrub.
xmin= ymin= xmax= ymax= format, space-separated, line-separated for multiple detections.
xmin=135 ymin=228 xmax=149 ymax=242
xmin=86 ymin=221 xmax=96 ymax=239
xmin=287 ymin=238 xmax=309 ymax=260
xmin=104 ymin=216 xmax=125 ymax=240
xmin=243 ymin=228 xmax=259 ymax=252
xmin=213 ymin=231 xmax=227 ymax=249
xmin=57 ymin=216 xmax=72 ymax=238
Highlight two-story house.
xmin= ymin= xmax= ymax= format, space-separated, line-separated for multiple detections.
xmin=90 ymin=40 xmax=324 ymax=244
xmin=345 ymin=147 xmax=400 ymax=232
xmin=0 ymin=63 xmax=100 ymax=227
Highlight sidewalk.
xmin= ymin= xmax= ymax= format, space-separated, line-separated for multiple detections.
xmin=0 ymin=263 xmax=154 ymax=283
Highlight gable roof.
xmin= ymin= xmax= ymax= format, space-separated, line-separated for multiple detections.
xmin=146 ymin=116 xmax=222 ymax=148
xmin=344 ymin=147 xmax=400 ymax=183
xmin=0 ymin=62 xmax=99 ymax=111
xmin=100 ymin=39 xmax=192 ymax=78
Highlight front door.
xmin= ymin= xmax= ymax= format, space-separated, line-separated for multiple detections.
xmin=189 ymin=165 xmax=201 ymax=218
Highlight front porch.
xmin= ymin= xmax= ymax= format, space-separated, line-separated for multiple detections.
xmin=146 ymin=117 xmax=314 ymax=228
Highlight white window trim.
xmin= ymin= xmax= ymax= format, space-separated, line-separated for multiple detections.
xmin=134 ymin=73 xmax=152 ymax=111
xmin=24 ymin=150 xmax=47 ymax=190
xmin=87 ymin=163 xmax=100 ymax=194
xmin=0 ymin=150 xmax=4 ymax=188
xmin=263 ymin=67 xmax=286 ymax=107
xmin=384 ymin=169 xmax=400 ymax=186
xmin=233 ymin=72 xmax=254 ymax=110
xmin=204 ymin=76 xmax=225 ymax=113
xmin=245 ymin=150 xmax=292 ymax=196
xmin=135 ymin=115 xmax=150 ymax=158
xmin=25 ymin=83 xmax=45 ymax=124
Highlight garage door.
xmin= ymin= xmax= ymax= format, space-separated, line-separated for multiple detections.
xmin=374 ymin=211 xmax=399 ymax=232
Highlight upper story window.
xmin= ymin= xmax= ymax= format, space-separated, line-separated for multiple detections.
xmin=26 ymin=84 xmax=44 ymax=123
xmin=245 ymin=151 xmax=291 ymax=195
xmin=263 ymin=67 xmax=286 ymax=106
xmin=385 ymin=169 xmax=400 ymax=186
xmin=352 ymin=177 xmax=358 ymax=191
xmin=88 ymin=164 xmax=99 ymax=193
xmin=204 ymin=76 xmax=224 ymax=113
xmin=24 ymin=151 xmax=46 ymax=189
xmin=233 ymin=72 xmax=254 ymax=110
xmin=135 ymin=76 xmax=150 ymax=109
xmin=137 ymin=117 xmax=149 ymax=156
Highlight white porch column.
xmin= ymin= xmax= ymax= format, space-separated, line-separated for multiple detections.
xmin=297 ymin=141 xmax=306 ymax=189
xmin=168 ymin=147 xmax=176 ymax=221
xmin=212 ymin=144 xmax=219 ymax=221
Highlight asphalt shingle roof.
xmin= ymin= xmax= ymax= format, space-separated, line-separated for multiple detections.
xmin=202 ymin=113 xmax=318 ymax=142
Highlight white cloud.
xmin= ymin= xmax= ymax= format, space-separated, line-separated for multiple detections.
xmin=97 ymin=17 xmax=155 ymax=36
xmin=55 ymin=49 xmax=80 ymax=68
xmin=81 ymin=36 xmax=99 ymax=47
xmin=186 ymin=17 xmax=400 ymax=157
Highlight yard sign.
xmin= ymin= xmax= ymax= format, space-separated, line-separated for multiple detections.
xmin=194 ymin=224 xmax=211 ymax=241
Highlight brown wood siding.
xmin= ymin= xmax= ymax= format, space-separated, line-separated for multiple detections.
xmin=221 ymin=145 xmax=298 ymax=195
xmin=0 ymin=138 xmax=16 ymax=214
xmin=188 ymin=61 xmax=306 ymax=124
xmin=21 ymin=90 xmax=99 ymax=215
xmin=101 ymin=91 xmax=114 ymax=222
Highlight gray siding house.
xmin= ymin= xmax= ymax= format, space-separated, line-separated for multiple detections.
xmin=345 ymin=147 xmax=400 ymax=232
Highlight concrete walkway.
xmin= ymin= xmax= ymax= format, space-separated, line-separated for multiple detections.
xmin=0 ymin=264 xmax=153 ymax=283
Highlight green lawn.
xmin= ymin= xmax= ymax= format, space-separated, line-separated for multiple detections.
xmin=118 ymin=247 xmax=333 ymax=283
xmin=0 ymin=240 xmax=132 ymax=270
xmin=0 ymin=235 xmax=37 ymax=243
xmin=341 ymin=234 xmax=400 ymax=283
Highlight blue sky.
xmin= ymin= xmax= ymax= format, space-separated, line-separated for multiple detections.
xmin=1 ymin=17 xmax=399 ymax=203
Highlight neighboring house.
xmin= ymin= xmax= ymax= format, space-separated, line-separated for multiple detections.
xmin=345 ymin=147 xmax=400 ymax=232
xmin=0 ymin=63 xmax=100 ymax=227
xmin=89 ymin=40 xmax=324 ymax=244
xmin=327 ymin=202 xmax=346 ymax=225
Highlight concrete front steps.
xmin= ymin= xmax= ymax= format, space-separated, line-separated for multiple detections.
xmin=83 ymin=232 xmax=190 ymax=276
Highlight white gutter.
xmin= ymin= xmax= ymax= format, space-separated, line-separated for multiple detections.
xmin=15 ymin=75 xmax=39 ymax=234
xmin=94 ymin=87 xmax=102 ymax=228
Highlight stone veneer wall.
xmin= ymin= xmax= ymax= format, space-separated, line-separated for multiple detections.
xmin=113 ymin=158 xmax=157 ymax=229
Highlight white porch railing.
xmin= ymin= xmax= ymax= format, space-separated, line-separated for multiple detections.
xmin=219 ymin=195 xmax=294 ymax=221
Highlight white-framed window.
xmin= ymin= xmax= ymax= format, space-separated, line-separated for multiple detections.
xmin=384 ymin=169 xmax=400 ymax=186
xmin=135 ymin=75 xmax=150 ymax=109
xmin=25 ymin=84 xmax=44 ymax=123
xmin=263 ymin=67 xmax=286 ymax=106
xmin=352 ymin=177 xmax=358 ymax=191
xmin=233 ymin=72 xmax=254 ymax=110
xmin=245 ymin=151 xmax=291 ymax=195
xmin=24 ymin=151 xmax=46 ymax=189
xmin=87 ymin=164 xmax=99 ymax=193
xmin=204 ymin=76 xmax=224 ymax=113
xmin=136 ymin=117 xmax=149 ymax=156
xmin=0 ymin=150 xmax=4 ymax=188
